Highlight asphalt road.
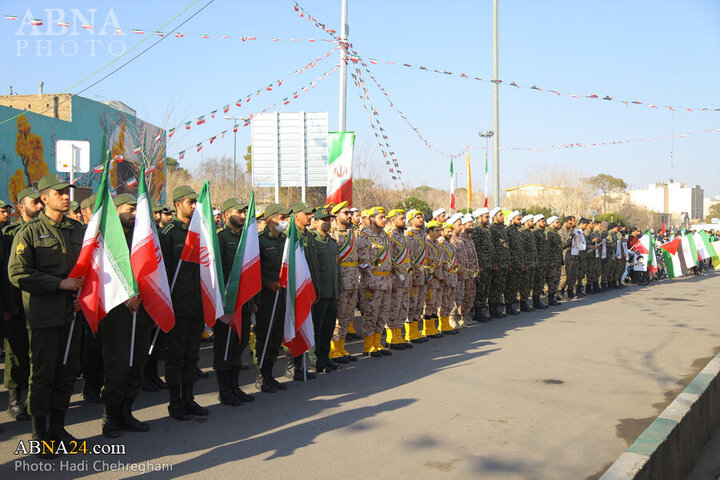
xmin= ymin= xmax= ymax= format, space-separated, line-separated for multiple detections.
xmin=1 ymin=271 xmax=719 ymax=479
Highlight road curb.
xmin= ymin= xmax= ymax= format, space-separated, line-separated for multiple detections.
xmin=600 ymin=352 xmax=720 ymax=480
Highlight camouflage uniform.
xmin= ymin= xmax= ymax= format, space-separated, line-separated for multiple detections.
xmin=519 ymin=226 xmax=537 ymax=302
xmin=581 ymin=227 xmax=596 ymax=289
xmin=356 ymin=225 xmax=392 ymax=337
xmin=450 ymin=231 xmax=467 ymax=320
xmin=405 ymin=226 xmax=428 ymax=342
xmin=533 ymin=227 xmax=549 ymax=297
xmin=386 ymin=226 xmax=412 ymax=331
xmin=437 ymin=236 xmax=458 ymax=317
xmin=459 ymin=230 xmax=478 ymax=317
xmin=558 ymin=226 xmax=577 ymax=292
xmin=506 ymin=223 xmax=525 ymax=304
xmin=471 ymin=224 xmax=494 ymax=309
xmin=489 ymin=222 xmax=510 ymax=305
xmin=599 ymin=228 xmax=610 ymax=286
xmin=546 ymin=227 xmax=564 ymax=296
xmin=330 ymin=225 xmax=359 ymax=342
xmin=423 ymin=236 xmax=443 ymax=317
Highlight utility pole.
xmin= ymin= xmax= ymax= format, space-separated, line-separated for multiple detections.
xmin=224 ymin=116 xmax=241 ymax=197
xmin=479 ymin=130 xmax=494 ymax=206
xmin=492 ymin=0 xmax=500 ymax=207
xmin=338 ymin=0 xmax=349 ymax=131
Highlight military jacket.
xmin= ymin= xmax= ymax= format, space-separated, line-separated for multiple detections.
xmin=405 ymin=227 xmax=427 ymax=286
xmin=520 ymin=226 xmax=538 ymax=268
xmin=489 ymin=223 xmax=510 ymax=269
xmin=546 ymin=228 xmax=564 ymax=266
xmin=387 ymin=227 xmax=412 ymax=289
xmin=507 ymin=224 xmax=526 ymax=270
xmin=159 ymin=217 xmax=202 ymax=317
xmin=330 ymin=225 xmax=359 ymax=291
xmin=356 ymin=226 xmax=392 ymax=290
xmin=470 ymin=224 xmax=495 ymax=270
xmin=533 ymin=228 xmax=549 ymax=269
xmin=257 ymin=227 xmax=286 ymax=305
xmin=1 ymin=217 xmax=26 ymax=311
xmin=313 ymin=230 xmax=342 ymax=299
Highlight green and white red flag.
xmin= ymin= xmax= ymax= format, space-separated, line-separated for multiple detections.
xmin=692 ymin=230 xmax=715 ymax=260
xmin=224 ymin=190 xmax=261 ymax=333
xmin=632 ymin=232 xmax=657 ymax=273
xmin=680 ymin=235 xmax=697 ymax=268
xmin=131 ymin=164 xmax=175 ymax=332
xmin=449 ymin=156 xmax=456 ymax=210
xmin=279 ymin=216 xmax=316 ymax=357
xmin=69 ymin=159 xmax=137 ymax=332
xmin=326 ymin=131 xmax=355 ymax=205
xmin=483 ymin=147 xmax=489 ymax=208
xmin=180 ymin=181 xmax=225 ymax=328
xmin=659 ymin=238 xmax=688 ymax=278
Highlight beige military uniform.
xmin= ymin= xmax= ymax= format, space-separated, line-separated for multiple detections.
xmin=356 ymin=225 xmax=392 ymax=337
xmin=385 ymin=226 xmax=412 ymax=331
xmin=330 ymin=225 xmax=359 ymax=342
xmin=438 ymin=236 xmax=458 ymax=317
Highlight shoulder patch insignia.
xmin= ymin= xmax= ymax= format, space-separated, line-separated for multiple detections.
xmin=16 ymin=242 xmax=25 ymax=255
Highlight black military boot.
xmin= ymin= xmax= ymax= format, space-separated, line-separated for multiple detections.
xmin=48 ymin=410 xmax=78 ymax=444
xmin=102 ymin=403 xmax=121 ymax=438
xmin=532 ymin=295 xmax=548 ymax=310
xmin=489 ymin=303 xmax=504 ymax=318
xmin=505 ymin=303 xmax=519 ymax=316
xmin=7 ymin=388 xmax=31 ymax=421
xmin=144 ymin=357 xmax=167 ymax=391
xmin=167 ymin=386 xmax=190 ymax=421
xmin=575 ymin=285 xmax=586 ymax=297
xmin=82 ymin=370 xmax=102 ymax=403
xmin=567 ymin=286 xmax=576 ymax=299
xmin=217 ymin=370 xmax=242 ymax=406
xmin=292 ymin=356 xmax=317 ymax=381
xmin=229 ymin=366 xmax=254 ymax=402
xmin=594 ymin=282 xmax=603 ymax=293
xmin=31 ymin=416 xmax=58 ymax=459
xmin=256 ymin=366 xmax=277 ymax=393
xmin=118 ymin=398 xmax=150 ymax=432
xmin=548 ymin=294 xmax=561 ymax=306
xmin=182 ymin=383 xmax=209 ymax=416
xmin=474 ymin=307 xmax=490 ymax=322
xmin=519 ymin=300 xmax=534 ymax=312
xmin=264 ymin=362 xmax=287 ymax=391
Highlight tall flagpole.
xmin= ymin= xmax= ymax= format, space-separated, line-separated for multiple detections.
xmin=338 ymin=0 xmax=349 ymax=131
xmin=492 ymin=0 xmax=500 ymax=208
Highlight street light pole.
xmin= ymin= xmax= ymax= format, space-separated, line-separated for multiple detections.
xmin=492 ymin=0 xmax=500 ymax=207
xmin=479 ymin=130 xmax=494 ymax=206
xmin=338 ymin=0 xmax=349 ymax=131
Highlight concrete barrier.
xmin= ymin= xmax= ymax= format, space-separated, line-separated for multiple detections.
xmin=601 ymin=352 xmax=720 ymax=480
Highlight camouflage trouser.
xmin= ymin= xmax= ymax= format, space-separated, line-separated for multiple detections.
xmin=616 ymin=258 xmax=627 ymax=282
xmin=576 ymin=254 xmax=587 ymax=288
xmin=534 ymin=266 xmax=546 ymax=297
xmin=409 ymin=282 xmax=427 ymax=322
xmin=519 ymin=268 xmax=534 ymax=301
xmin=360 ymin=288 xmax=392 ymax=337
xmin=451 ymin=277 xmax=466 ymax=317
xmin=423 ymin=279 xmax=442 ymax=317
xmin=333 ymin=288 xmax=358 ymax=341
xmin=386 ymin=286 xmax=410 ymax=329
xmin=461 ymin=277 xmax=475 ymax=315
xmin=560 ymin=254 xmax=578 ymax=291
xmin=504 ymin=270 xmax=520 ymax=304
xmin=439 ymin=275 xmax=458 ymax=316
xmin=601 ymin=258 xmax=611 ymax=284
xmin=474 ymin=270 xmax=491 ymax=308
xmin=489 ymin=269 xmax=507 ymax=305
xmin=546 ymin=265 xmax=561 ymax=295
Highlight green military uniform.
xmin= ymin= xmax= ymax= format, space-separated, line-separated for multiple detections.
xmin=99 ymin=194 xmax=153 ymax=437
xmin=581 ymin=226 xmax=595 ymax=293
xmin=533 ymin=222 xmax=549 ymax=308
xmin=213 ymin=197 xmax=254 ymax=405
xmin=519 ymin=223 xmax=537 ymax=307
xmin=470 ymin=223 xmax=494 ymax=317
xmin=546 ymin=222 xmax=564 ymax=304
xmin=159 ymin=185 xmax=208 ymax=420
xmin=8 ymin=174 xmax=84 ymax=446
xmin=559 ymin=225 xmax=578 ymax=297
xmin=311 ymin=208 xmax=342 ymax=373
xmin=506 ymin=217 xmax=525 ymax=313
xmin=489 ymin=216 xmax=510 ymax=317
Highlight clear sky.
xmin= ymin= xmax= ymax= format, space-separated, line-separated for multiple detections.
xmin=2 ymin=0 xmax=719 ymax=197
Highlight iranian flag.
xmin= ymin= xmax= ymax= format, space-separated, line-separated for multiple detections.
xmin=280 ymin=217 xmax=316 ymax=357
xmin=69 ymin=159 xmax=137 ymax=332
xmin=180 ymin=181 xmax=225 ymax=327
xmin=632 ymin=232 xmax=657 ymax=273
xmin=659 ymin=238 xmax=688 ymax=278
xmin=449 ymin=156 xmax=456 ymax=210
xmin=483 ymin=145 xmax=489 ymax=208
xmin=680 ymin=235 xmax=697 ymax=268
xmin=130 ymin=164 xmax=175 ymax=332
xmin=692 ymin=231 xmax=715 ymax=260
xmin=465 ymin=147 xmax=472 ymax=209
xmin=223 ymin=190 xmax=261 ymax=332
xmin=326 ymin=132 xmax=354 ymax=205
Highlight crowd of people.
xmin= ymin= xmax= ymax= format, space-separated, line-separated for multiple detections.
xmin=0 ymin=174 xmax=716 ymax=458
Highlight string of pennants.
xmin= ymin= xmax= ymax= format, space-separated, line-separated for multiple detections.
xmin=288 ymin=2 xmax=718 ymax=114
xmin=166 ymin=48 xmax=339 ymax=137
xmin=3 ymin=14 xmax=337 ymax=43
xmin=171 ymin=64 xmax=341 ymax=161
xmin=350 ymin=67 xmax=404 ymax=186
xmin=69 ymin=154 xmax=159 ymax=192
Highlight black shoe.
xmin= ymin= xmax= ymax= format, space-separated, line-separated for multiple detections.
xmin=346 ymin=332 xmax=362 ymax=340
xmin=532 ymin=296 xmax=548 ymax=310
xmin=325 ymin=358 xmax=339 ymax=370
xmin=331 ymin=355 xmax=349 ymax=364
xmin=575 ymin=287 xmax=586 ymax=297
xmin=7 ymin=388 xmax=31 ymax=421
xmin=48 ymin=411 xmax=78 ymax=444
xmin=344 ymin=354 xmax=357 ymax=362
xmin=102 ymin=404 xmax=121 ymax=438
xmin=264 ymin=363 xmax=288 ymax=390
xmin=292 ymin=361 xmax=317 ymax=380
xmin=364 ymin=351 xmax=383 ymax=358
xmin=505 ymin=303 xmax=519 ymax=316
xmin=118 ymin=398 xmax=150 ymax=431
xmin=217 ymin=371 xmax=242 ymax=406
xmin=82 ymin=381 xmax=102 ymax=404
xmin=548 ymin=294 xmax=561 ymax=306
xmin=520 ymin=300 xmax=534 ymax=312
xmin=489 ymin=303 xmax=504 ymax=318
xmin=194 ymin=367 xmax=209 ymax=379
xmin=403 ymin=341 xmax=414 ymax=349
xmin=566 ymin=287 xmax=576 ymax=299
xmin=32 ymin=416 xmax=58 ymax=459
xmin=389 ymin=342 xmax=407 ymax=350
xmin=229 ymin=367 xmax=254 ymax=402
xmin=474 ymin=308 xmax=490 ymax=322
xmin=238 ymin=362 xmax=250 ymax=371
xmin=168 ymin=386 xmax=191 ymax=420
xmin=182 ymin=383 xmax=209 ymax=416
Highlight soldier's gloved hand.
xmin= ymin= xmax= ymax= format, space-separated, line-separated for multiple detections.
xmin=59 ymin=277 xmax=83 ymax=291
xmin=124 ymin=296 xmax=141 ymax=314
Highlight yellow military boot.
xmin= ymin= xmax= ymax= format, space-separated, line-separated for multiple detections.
xmin=413 ymin=320 xmax=429 ymax=343
xmin=329 ymin=340 xmax=348 ymax=364
xmin=339 ymin=339 xmax=356 ymax=362
xmin=423 ymin=316 xmax=444 ymax=338
xmin=374 ymin=332 xmax=392 ymax=356
xmin=388 ymin=328 xmax=406 ymax=351
xmin=439 ymin=316 xmax=459 ymax=335
xmin=363 ymin=336 xmax=381 ymax=358
xmin=396 ymin=327 xmax=413 ymax=349
xmin=347 ymin=320 xmax=361 ymax=340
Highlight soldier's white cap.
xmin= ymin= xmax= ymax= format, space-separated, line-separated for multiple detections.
xmin=462 ymin=214 xmax=474 ymax=224
xmin=547 ymin=215 xmax=559 ymax=225
xmin=507 ymin=210 xmax=521 ymax=222
xmin=521 ymin=214 xmax=534 ymax=224
xmin=448 ymin=212 xmax=463 ymax=225
xmin=432 ymin=208 xmax=446 ymax=218
xmin=489 ymin=207 xmax=502 ymax=222
xmin=534 ymin=214 xmax=545 ymax=223
xmin=472 ymin=207 xmax=489 ymax=218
